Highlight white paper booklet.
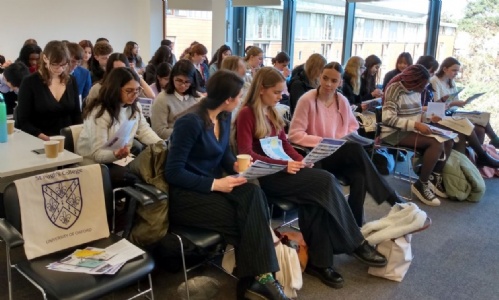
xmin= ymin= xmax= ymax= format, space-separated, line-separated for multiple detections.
xmin=303 ymin=138 xmax=346 ymax=165
xmin=46 ymin=239 xmax=145 ymax=275
xmin=101 ymin=120 xmax=137 ymax=151
xmin=138 ymin=98 xmax=153 ymax=118
xmin=260 ymin=137 xmax=292 ymax=161
xmin=235 ymin=160 xmax=286 ymax=180
xmin=453 ymin=111 xmax=490 ymax=127
xmin=437 ymin=117 xmax=474 ymax=136
xmin=427 ymin=124 xmax=458 ymax=141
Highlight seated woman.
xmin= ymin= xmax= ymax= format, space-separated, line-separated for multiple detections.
xmin=165 ymin=70 xmax=289 ymax=300
xmin=244 ymin=46 xmax=264 ymax=80
xmin=1 ymin=62 xmax=29 ymax=114
xmin=208 ymin=44 xmax=231 ymax=76
xmin=288 ymin=53 xmax=326 ymax=115
xmin=77 ymin=67 xmax=162 ymax=187
xmin=418 ymin=56 xmax=499 ymax=168
xmin=123 ymin=41 xmax=145 ymax=75
xmin=16 ymin=40 xmax=82 ymax=140
xmin=271 ymin=52 xmax=291 ymax=106
xmin=382 ymin=52 xmax=413 ymax=90
xmin=185 ymin=43 xmax=210 ymax=94
xmin=360 ymin=54 xmax=383 ymax=101
xmin=220 ymin=55 xmax=251 ymax=118
xmin=341 ymin=56 xmax=365 ymax=108
xmin=151 ymin=60 xmax=199 ymax=140
xmin=78 ymin=40 xmax=93 ymax=70
xmin=149 ymin=62 xmax=171 ymax=97
xmin=144 ymin=46 xmax=172 ymax=85
xmin=66 ymin=42 xmax=92 ymax=101
xmin=430 ymin=57 xmax=499 ymax=149
xmin=15 ymin=43 xmax=42 ymax=73
xmin=235 ymin=67 xmax=387 ymax=289
xmin=383 ymin=64 xmax=453 ymax=206
xmin=86 ymin=53 xmax=154 ymax=106
xmin=288 ymin=62 xmax=404 ymax=226
xmin=88 ymin=41 xmax=113 ymax=84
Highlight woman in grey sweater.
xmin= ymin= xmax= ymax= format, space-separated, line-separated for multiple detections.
xmin=151 ymin=60 xmax=199 ymax=140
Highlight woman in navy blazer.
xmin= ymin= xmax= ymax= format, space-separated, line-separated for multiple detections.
xmin=165 ymin=70 xmax=289 ymax=300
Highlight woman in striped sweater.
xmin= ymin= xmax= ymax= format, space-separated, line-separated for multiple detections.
xmin=382 ymin=64 xmax=453 ymax=206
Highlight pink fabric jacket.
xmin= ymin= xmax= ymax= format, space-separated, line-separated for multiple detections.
xmin=289 ymin=89 xmax=359 ymax=148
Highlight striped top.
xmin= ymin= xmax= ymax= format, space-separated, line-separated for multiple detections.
xmin=381 ymin=81 xmax=423 ymax=139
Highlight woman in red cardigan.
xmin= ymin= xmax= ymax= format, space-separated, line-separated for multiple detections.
xmin=234 ymin=67 xmax=387 ymax=290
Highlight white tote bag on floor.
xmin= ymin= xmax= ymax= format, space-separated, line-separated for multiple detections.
xmin=368 ymin=234 xmax=413 ymax=282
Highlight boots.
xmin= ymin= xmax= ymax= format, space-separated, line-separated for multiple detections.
xmin=476 ymin=151 xmax=499 ymax=169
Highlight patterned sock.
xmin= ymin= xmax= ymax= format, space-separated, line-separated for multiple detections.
xmin=256 ymin=273 xmax=274 ymax=284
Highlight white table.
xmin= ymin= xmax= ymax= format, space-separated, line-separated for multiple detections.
xmin=0 ymin=130 xmax=83 ymax=178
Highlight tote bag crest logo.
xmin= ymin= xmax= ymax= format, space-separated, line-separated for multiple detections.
xmin=43 ymin=179 xmax=83 ymax=229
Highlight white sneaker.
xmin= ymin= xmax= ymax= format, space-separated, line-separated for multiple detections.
xmin=411 ymin=180 xmax=441 ymax=206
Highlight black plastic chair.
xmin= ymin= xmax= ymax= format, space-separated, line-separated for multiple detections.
xmin=373 ymin=105 xmax=421 ymax=185
xmin=0 ymin=165 xmax=155 ymax=300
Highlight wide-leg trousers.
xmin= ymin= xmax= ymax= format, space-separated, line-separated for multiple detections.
xmin=318 ymin=142 xmax=398 ymax=226
xmin=258 ymin=168 xmax=364 ymax=268
xmin=169 ymin=183 xmax=279 ymax=278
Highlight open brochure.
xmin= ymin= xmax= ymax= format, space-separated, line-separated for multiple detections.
xmin=234 ymin=160 xmax=286 ymax=180
xmin=46 ymin=239 xmax=145 ymax=275
xmin=260 ymin=137 xmax=292 ymax=161
xmin=101 ymin=119 xmax=137 ymax=151
xmin=437 ymin=117 xmax=474 ymax=136
xmin=362 ymin=98 xmax=382 ymax=111
xmin=452 ymin=111 xmax=490 ymax=127
xmin=427 ymin=124 xmax=458 ymax=140
xmin=464 ymin=92 xmax=486 ymax=105
xmin=303 ymin=138 xmax=346 ymax=165
xmin=445 ymin=88 xmax=464 ymax=103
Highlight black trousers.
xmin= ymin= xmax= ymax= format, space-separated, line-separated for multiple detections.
xmin=318 ymin=142 xmax=398 ymax=226
xmin=258 ymin=168 xmax=364 ymax=268
xmin=169 ymin=183 xmax=279 ymax=278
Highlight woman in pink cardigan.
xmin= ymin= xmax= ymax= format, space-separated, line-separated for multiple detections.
xmin=289 ymin=62 xmax=404 ymax=226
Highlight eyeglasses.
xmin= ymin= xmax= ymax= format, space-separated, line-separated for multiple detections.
xmin=174 ymin=78 xmax=192 ymax=86
xmin=70 ymin=59 xmax=82 ymax=66
xmin=122 ymin=87 xmax=143 ymax=97
xmin=50 ymin=63 xmax=68 ymax=69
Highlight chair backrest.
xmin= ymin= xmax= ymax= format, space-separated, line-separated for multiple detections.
xmin=3 ymin=164 xmax=113 ymax=234
xmin=60 ymin=124 xmax=84 ymax=153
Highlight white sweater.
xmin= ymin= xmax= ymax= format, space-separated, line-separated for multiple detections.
xmin=430 ymin=76 xmax=458 ymax=102
xmin=77 ymin=103 xmax=162 ymax=163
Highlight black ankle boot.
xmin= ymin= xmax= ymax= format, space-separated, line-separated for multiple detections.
xmin=476 ymin=152 xmax=499 ymax=169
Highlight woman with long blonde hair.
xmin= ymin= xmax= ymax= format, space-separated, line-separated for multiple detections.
xmin=342 ymin=56 xmax=364 ymax=107
xmin=235 ymin=67 xmax=387 ymax=290
xmin=288 ymin=53 xmax=326 ymax=115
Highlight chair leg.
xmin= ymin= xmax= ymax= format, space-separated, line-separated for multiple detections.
xmin=172 ymin=233 xmax=190 ymax=300
xmin=6 ymin=246 xmax=12 ymax=300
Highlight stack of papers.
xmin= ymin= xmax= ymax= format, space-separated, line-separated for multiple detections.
xmin=46 ymin=239 xmax=145 ymax=275
xmin=427 ymin=125 xmax=458 ymax=140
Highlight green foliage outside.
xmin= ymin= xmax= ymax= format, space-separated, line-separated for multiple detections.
xmin=455 ymin=0 xmax=499 ymax=139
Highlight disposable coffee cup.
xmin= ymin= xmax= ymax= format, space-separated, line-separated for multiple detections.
xmin=50 ymin=135 xmax=66 ymax=153
xmin=6 ymin=120 xmax=15 ymax=135
xmin=44 ymin=141 xmax=60 ymax=158
xmin=237 ymin=154 xmax=251 ymax=173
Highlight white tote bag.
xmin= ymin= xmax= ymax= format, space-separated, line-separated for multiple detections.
xmin=15 ymin=165 xmax=110 ymax=259
xmin=368 ymin=234 xmax=413 ymax=282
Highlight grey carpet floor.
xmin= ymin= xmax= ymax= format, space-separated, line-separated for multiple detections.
xmin=1 ymin=164 xmax=498 ymax=300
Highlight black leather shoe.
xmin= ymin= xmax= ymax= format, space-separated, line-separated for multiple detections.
xmin=305 ymin=264 xmax=344 ymax=289
xmin=245 ymin=279 xmax=290 ymax=300
xmin=476 ymin=152 xmax=499 ymax=169
xmin=352 ymin=241 xmax=387 ymax=267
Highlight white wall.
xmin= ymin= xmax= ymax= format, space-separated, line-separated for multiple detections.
xmin=0 ymin=0 xmax=163 ymax=62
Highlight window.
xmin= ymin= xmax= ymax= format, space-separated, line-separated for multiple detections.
xmin=245 ymin=4 xmax=284 ymax=65
xmin=293 ymin=0 xmax=346 ymax=66
xmin=353 ymin=0 xmax=429 ymax=83
xmin=165 ymin=10 xmax=213 ymax=61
